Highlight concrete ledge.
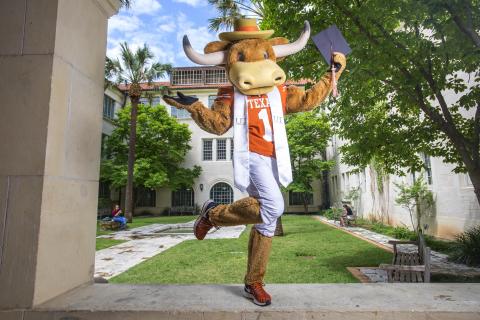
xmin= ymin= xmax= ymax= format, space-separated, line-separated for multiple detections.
xmin=2 ymin=283 xmax=479 ymax=319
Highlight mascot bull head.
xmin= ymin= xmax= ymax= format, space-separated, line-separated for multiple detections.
xmin=183 ymin=19 xmax=311 ymax=95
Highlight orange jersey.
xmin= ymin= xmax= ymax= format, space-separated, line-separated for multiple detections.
xmin=216 ymin=85 xmax=287 ymax=157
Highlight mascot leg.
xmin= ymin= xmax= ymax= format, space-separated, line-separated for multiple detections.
xmin=193 ymin=196 xmax=263 ymax=240
xmin=243 ymin=227 xmax=273 ymax=306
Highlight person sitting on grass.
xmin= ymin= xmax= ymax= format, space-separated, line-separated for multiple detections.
xmin=340 ymin=204 xmax=354 ymax=227
xmin=111 ymin=204 xmax=127 ymax=229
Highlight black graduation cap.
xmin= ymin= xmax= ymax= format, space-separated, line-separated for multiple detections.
xmin=312 ymin=25 xmax=351 ymax=64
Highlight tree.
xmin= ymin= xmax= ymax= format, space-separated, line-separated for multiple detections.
xmin=260 ymin=0 xmax=480 ymax=205
xmin=286 ymin=112 xmax=334 ymax=213
xmin=395 ymin=177 xmax=434 ymax=234
xmin=107 ymin=42 xmax=171 ymax=221
xmin=207 ymin=0 xmax=264 ymax=31
xmin=101 ymin=104 xmax=201 ymax=212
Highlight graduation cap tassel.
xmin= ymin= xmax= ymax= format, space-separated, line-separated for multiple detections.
xmin=331 ymin=62 xmax=338 ymax=98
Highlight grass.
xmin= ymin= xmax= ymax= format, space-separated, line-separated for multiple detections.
xmin=109 ymin=215 xmax=392 ymax=284
xmin=96 ymin=215 xmax=195 ymax=250
xmin=96 ymin=238 xmax=127 ymax=251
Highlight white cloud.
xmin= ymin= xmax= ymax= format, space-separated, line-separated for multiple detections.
xmin=108 ymin=14 xmax=142 ymax=33
xmin=158 ymin=21 xmax=176 ymax=33
xmin=130 ymin=0 xmax=162 ymax=15
xmin=174 ymin=13 xmax=218 ymax=65
xmin=173 ymin=0 xmax=208 ymax=7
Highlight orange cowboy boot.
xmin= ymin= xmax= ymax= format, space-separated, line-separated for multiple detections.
xmin=244 ymin=227 xmax=273 ymax=306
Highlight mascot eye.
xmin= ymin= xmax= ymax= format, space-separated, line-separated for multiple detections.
xmin=264 ymin=52 xmax=269 ymax=59
xmin=238 ymin=52 xmax=245 ymax=61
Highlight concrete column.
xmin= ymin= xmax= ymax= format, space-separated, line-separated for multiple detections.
xmin=0 ymin=0 xmax=120 ymax=309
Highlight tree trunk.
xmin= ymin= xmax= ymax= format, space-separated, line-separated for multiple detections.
xmin=125 ymin=97 xmax=138 ymax=223
xmin=303 ymin=193 xmax=308 ymax=214
xmin=274 ymin=216 xmax=284 ymax=236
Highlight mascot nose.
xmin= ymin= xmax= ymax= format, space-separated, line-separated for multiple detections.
xmin=272 ymin=69 xmax=285 ymax=85
xmin=239 ymin=74 xmax=255 ymax=89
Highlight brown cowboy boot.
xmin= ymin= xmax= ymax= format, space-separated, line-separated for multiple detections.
xmin=194 ymin=197 xmax=263 ymax=240
xmin=244 ymin=227 xmax=273 ymax=306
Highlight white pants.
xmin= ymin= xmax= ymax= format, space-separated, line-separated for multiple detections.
xmin=246 ymin=152 xmax=284 ymax=237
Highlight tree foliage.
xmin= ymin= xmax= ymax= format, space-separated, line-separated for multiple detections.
xmin=208 ymin=0 xmax=265 ymax=31
xmin=101 ymin=104 xmax=201 ymax=191
xmin=286 ymin=112 xmax=334 ymax=212
xmin=261 ymin=0 xmax=480 ymax=202
xmin=395 ymin=177 xmax=434 ymax=233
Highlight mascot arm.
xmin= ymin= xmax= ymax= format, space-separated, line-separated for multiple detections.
xmin=285 ymin=52 xmax=346 ymax=114
xmin=163 ymin=93 xmax=232 ymax=136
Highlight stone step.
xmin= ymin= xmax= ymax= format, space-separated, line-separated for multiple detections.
xmin=2 ymin=283 xmax=479 ymax=319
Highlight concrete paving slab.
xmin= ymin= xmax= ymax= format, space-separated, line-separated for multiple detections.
xmin=27 ymin=283 xmax=480 ymax=319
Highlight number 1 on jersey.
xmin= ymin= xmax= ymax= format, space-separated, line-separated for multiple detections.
xmin=258 ymin=108 xmax=273 ymax=142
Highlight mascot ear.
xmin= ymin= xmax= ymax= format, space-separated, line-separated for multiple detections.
xmin=269 ymin=37 xmax=289 ymax=61
xmin=204 ymin=41 xmax=231 ymax=54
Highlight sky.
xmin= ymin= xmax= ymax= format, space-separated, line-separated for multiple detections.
xmin=107 ymin=0 xmax=223 ymax=70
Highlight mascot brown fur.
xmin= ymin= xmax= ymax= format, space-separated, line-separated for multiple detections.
xmin=164 ymin=18 xmax=346 ymax=306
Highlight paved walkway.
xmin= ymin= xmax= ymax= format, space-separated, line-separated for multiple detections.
xmin=314 ymin=216 xmax=480 ymax=282
xmin=95 ymin=221 xmax=246 ymax=279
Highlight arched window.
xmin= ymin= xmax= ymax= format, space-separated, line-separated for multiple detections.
xmin=171 ymin=188 xmax=194 ymax=207
xmin=210 ymin=182 xmax=233 ymax=204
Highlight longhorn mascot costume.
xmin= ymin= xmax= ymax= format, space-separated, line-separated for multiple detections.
xmin=164 ymin=18 xmax=346 ymax=306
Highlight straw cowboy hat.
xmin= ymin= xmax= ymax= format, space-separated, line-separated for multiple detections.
xmin=219 ymin=18 xmax=274 ymax=41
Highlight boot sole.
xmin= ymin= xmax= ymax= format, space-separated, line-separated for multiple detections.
xmin=194 ymin=200 xmax=215 ymax=240
xmin=243 ymin=289 xmax=271 ymax=306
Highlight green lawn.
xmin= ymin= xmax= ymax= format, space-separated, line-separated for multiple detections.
xmin=96 ymin=215 xmax=196 ymax=250
xmin=110 ymin=215 xmax=392 ymax=284
xmin=96 ymin=238 xmax=127 ymax=251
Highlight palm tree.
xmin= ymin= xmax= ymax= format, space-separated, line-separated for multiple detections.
xmin=119 ymin=0 xmax=132 ymax=8
xmin=207 ymin=0 xmax=264 ymax=31
xmin=108 ymin=42 xmax=171 ymax=222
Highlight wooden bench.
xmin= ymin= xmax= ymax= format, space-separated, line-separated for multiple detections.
xmin=99 ymin=220 xmax=122 ymax=231
xmin=379 ymin=233 xmax=431 ymax=283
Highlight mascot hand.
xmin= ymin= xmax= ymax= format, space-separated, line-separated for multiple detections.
xmin=163 ymin=92 xmax=199 ymax=109
xmin=331 ymin=52 xmax=346 ymax=73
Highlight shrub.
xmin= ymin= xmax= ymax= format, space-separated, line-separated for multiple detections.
xmin=449 ymin=226 xmax=480 ymax=267
xmin=322 ymin=208 xmax=342 ymax=220
xmin=392 ymin=226 xmax=416 ymax=240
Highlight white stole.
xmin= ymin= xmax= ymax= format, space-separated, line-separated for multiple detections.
xmin=233 ymin=86 xmax=293 ymax=192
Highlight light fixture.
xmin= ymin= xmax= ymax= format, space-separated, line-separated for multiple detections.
xmin=199 ymin=184 xmax=204 ymax=191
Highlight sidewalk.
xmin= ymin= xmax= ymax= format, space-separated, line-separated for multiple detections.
xmin=314 ymin=216 xmax=480 ymax=282
xmin=95 ymin=221 xmax=246 ymax=279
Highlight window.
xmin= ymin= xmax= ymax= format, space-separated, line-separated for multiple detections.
xmin=423 ymin=154 xmax=432 ymax=185
xmin=171 ymin=69 xmax=203 ymax=85
xmin=171 ymin=94 xmax=195 ymax=119
xmin=208 ymin=95 xmax=217 ymax=108
xmin=230 ymin=138 xmax=234 ymax=160
xmin=136 ymin=187 xmax=156 ymax=207
xmin=139 ymin=96 xmax=161 ymax=106
xmin=217 ymin=139 xmax=227 ymax=160
xmin=203 ymin=139 xmax=213 ymax=161
xmin=171 ymin=188 xmax=194 ymax=207
xmin=289 ymin=191 xmax=313 ymax=206
xmin=103 ymin=94 xmax=115 ymax=119
xmin=210 ymin=183 xmax=233 ymax=204
xmin=100 ymin=133 xmax=108 ymax=159
xmin=98 ymin=181 xmax=110 ymax=199
xmin=205 ymin=68 xmax=227 ymax=84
